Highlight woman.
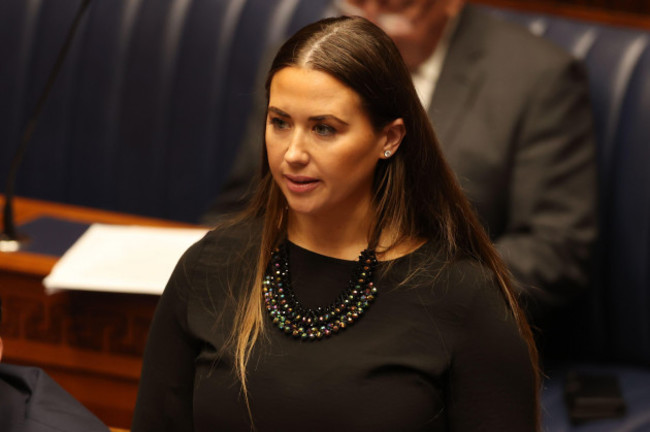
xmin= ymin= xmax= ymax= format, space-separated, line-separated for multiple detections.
xmin=132 ymin=16 xmax=540 ymax=431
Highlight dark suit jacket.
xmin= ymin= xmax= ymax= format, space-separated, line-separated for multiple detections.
xmin=0 ymin=363 xmax=109 ymax=432
xmin=204 ymin=4 xmax=597 ymax=326
xmin=432 ymin=5 xmax=597 ymax=320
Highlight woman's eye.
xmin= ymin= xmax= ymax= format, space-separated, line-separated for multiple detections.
xmin=269 ymin=117 xmax=289 ymax=130
xmin=313 ymin=123 xmax=336 ymax=137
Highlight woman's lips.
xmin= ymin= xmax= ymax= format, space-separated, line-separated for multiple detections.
xmin=284 ymin=174 xmax=320 ymax=193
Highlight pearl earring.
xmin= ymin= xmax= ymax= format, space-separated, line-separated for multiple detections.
xmin=384 ymin=150 xmax=392 ymax=158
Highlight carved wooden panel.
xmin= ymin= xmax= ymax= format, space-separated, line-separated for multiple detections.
xmin=1 ymin=276 xmax=157 ymax=356
xmin=0 ymin=273 xmax=158 ymax=428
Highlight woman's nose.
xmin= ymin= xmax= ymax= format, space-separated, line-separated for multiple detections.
xmin=284 ymin=129 xmax=310 ymax=165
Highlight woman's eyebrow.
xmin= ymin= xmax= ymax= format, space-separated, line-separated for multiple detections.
xmin=268 ymin=107 xmax=348 ymax=126
xmin=309 ymin=114 xmax=349 ymax=126
xmin=267 ymin=106 xmax=290 ymax=117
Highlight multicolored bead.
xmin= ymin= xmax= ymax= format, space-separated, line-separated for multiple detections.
xmin=263 ymin=242 xmax=378 ymax=341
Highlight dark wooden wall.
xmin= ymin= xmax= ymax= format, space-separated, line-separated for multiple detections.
xmin=471 ymin=0 xmax=650 ymax=29
xmin=541 ymin=0 xmax=650 ymax=14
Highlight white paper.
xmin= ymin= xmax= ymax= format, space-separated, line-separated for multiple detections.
xmin=43 ymin=223 xmax=209 ymax=295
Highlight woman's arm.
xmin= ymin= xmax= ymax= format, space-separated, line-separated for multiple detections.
xmin=131 ymin=241 xmax=206 ymax=432
xmin=446 ymin=267 xmax=538 ymax=430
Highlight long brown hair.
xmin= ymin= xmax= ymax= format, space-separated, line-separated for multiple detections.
xmin=223 ymin=15 xmax=540 ymax=428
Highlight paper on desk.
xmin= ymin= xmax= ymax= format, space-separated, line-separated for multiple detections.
xmin=43 ymin=223 xmax=209 ymax=295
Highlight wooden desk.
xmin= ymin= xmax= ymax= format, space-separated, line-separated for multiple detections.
xmin=0 ymin=196 xmax=198 ymax=429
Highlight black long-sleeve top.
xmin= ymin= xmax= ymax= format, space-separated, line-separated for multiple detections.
xmin=132 ymin=224 xmax=537 ymax=431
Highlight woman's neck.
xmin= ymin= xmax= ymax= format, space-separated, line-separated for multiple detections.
xmin=286 ymin=207 xmax=425 ymax=262
xmin=287 ymin=209 xmax=372 ymax=261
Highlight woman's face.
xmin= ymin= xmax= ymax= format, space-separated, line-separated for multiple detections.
xmin=266 ymin=67 xmax=399 ymax=221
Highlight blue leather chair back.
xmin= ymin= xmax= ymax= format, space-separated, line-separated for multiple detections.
xmin=0 ymin=0 xmax=330 ymax=222
xmin=486 ymin=6 xmax=650 ymax=365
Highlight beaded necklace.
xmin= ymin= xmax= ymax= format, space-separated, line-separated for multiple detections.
xmin=263 ymin=242 xmax=378 ymax=341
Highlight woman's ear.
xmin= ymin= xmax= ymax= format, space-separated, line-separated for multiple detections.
xmin=381 ymin=118 xmax=406 ymax=159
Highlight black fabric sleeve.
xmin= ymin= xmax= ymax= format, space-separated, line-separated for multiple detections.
xmin=131 ymin=239 xmax=207 ymax=432
xmin=446 ymin=268 xmax=538 ymax=431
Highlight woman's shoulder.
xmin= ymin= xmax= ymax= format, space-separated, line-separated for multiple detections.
xmin=440 ymin=257 xmax=499 ymax=293
xmin=170 ymin=218 xmax=262 ymax=293
xmin=403 ymin=243 xmax=496 ymax=290
xmin=404 ymin=247 xmax=507 ymax=318
xmin=188 ymin=218 xmax=262 ymax=264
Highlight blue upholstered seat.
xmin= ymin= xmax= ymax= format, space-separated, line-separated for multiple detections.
xmin=486 ymin=7 xmax=650 ymax=431
xmin=0 ymin=0 xmax=330 ymax=222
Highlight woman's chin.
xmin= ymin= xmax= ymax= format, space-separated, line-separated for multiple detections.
xmin=286 ymin=202 xmax=321 ymax=217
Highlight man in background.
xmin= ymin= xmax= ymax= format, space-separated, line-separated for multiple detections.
xmin=207 ymin=0 xmax=597 ymax=332
xmin=0 ymin=297 xmax=109 ymax=432
xmin=340 ymin=0 xmax=597 ymax=324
